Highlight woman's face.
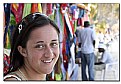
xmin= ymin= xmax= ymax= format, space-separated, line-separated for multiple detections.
xmin=23 ymin=24 xmax=59 ymax=74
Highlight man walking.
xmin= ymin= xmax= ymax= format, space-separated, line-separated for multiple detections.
xmin=78 ymin=21 xmax=96 ymax=81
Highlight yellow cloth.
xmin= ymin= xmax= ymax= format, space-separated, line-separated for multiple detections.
xmin=5 ymin=33 xmax=11 ymax=49
xmin=38 ymin=3 xmax=42 ymax=13
xmin=12 ymin=4 xmax=19 ymax=11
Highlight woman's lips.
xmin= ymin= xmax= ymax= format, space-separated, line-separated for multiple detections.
xmin=41 ymin=58 xmax=54 ymax=63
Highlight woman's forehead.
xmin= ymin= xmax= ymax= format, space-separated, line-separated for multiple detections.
xmin=30 ymin=25 xmax=58 ymax=36
xmin=27 ymin=25 xmax=59 ymax=43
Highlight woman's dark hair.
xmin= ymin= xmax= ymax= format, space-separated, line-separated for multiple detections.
xmin=7 ymin=12 xmax=60 ymax=75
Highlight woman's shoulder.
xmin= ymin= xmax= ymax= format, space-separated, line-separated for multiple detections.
xmin=4 ymin=72 xmax=22 ymax=81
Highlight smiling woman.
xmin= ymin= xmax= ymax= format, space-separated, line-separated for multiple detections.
xmin=4 ymin=12 xmax=60 ymax=81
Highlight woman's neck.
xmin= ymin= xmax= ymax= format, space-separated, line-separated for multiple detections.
xmin=19 ymin=65 xmax=46 ymax=80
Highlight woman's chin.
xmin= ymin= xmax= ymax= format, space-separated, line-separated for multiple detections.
xmin=41 ymin=68 xmax=53 ymax=74
xmin=44 ymin=71 xmax=53 ymax=74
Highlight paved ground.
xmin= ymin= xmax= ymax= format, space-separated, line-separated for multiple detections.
xmin=77 ymin=38 xmax=120 ymax=81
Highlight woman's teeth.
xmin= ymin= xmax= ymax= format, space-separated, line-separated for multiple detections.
xmin=44 ymin=60 xmax=52 ymax=63
xmin=42 ymin=59 xmax=53 ymax=63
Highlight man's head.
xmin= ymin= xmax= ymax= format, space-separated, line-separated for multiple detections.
xmin=84 ymin=21 xmax=90 ymax=27
xmin=98 ymin=44 xmax=106 ymax=53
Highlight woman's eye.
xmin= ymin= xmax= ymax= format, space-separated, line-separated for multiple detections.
xmin=51 ymin=43 xmax=58 ymax=47
xmin=35 ymin=44 xmax=45 ymax=49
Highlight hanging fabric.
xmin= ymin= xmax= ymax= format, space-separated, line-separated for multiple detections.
xmin=38 ymin=3 xmax=42 ymax=13
xmin=3 ymin=11 xmax=5 ymax=33
xmin=61 ymin=11 xmax=68 ymax=76
xmin=54 ymin=4 xmax=66 ymax=80
xmin=4 ymin=53 xmax=10 ymax=75
xmin=9 ymin=13 xmax=16 ymax=42
xmin=47 ymin=3 xmax=53 ymax=15
xmin=42 ymin=3 xmax=47 ymax=14
xmin=55 ymin=4 xmax=64 ymax=56
xmin=63 ymin=5 xmax=78 ymax=80
xmin=62 ymin=15 xmax=69 ymax=80
xmin=77 ymin=18 xmax=83 ymax=26
xmin=78 ymin=8 xmax=85 ymax=18
xmin=74 ymin=20 xmax=77 ymax=32
xmin=5 ymin=32 xmax=11 ymax=49
xmin=22 ymin=3 xmax=31 ymax=18
xmin=83 ymin=12 xmax=90 ymax=21
xmin=54 ymin=57 xmax=62 ymax=80
xmin=68 ymin=43 xmax=76 ymax=78
xmin=70 ymin=4 xmax=78 ymax=21
xmin=58 ymin=4 xmax=69 ymax=80
xmin=60 ymin=3 xmax=68 ymax=10
xmin=64 ymin=14 xmax=72 ymax=80
xmin=10 ymin=4 xmax=23 ymax=48
xmin=11 ymin=3 xmax=24 ymax=24
xmin=31 ymin=3 xmax=38 ymax=13
xmin=4 ymin=3 xmax=11 ymax=48
xmin=70 ymin=4 xmax=77 ymax=14
xmin=60 ymin=4 xmax=76 ymax=80
xmin=64 ymin=12 xmax=73 ymax=38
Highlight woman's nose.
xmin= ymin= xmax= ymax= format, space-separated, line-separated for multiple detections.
xmin=44 ymin=46 xmax=53 ymax=57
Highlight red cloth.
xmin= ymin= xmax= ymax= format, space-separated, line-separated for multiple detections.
xmin=31 ymin=3 xmax=38 ymax=13
xmin=62 ymin=13 xmax=68 ymax=71
xmin=77 ymin=18 xmax=83 ymax=26
xmin=60 ymin=3 xmax=68 ymax=10
xmin=4 ymin=54 xmax=10 ymax=74
xmin=47 ymin=3 xmax=52 ymax=15
xmin=11 ymin=3 xmax=24 ymax=23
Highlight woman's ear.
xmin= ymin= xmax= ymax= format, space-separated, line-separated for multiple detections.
xmin=17 ymin=46 xmax=27 ymax=57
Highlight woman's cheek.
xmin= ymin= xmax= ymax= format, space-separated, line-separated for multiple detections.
xmin=28 ymin=50 xmax=43 ymax=61
xmin=54 ymin=48 xmax=59 ymax=60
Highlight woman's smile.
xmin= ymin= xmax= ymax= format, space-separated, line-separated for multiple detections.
xmin=41 ymin=58 xmax=54 ymax=64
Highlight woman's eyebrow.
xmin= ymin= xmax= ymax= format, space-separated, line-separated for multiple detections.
xmin=51 ymin=39 xmax=58 ymax=42
xmin=36 ymin=41 xmax=44 ymax=43
xmin=36 ymin=40 xmax=58 ymax=44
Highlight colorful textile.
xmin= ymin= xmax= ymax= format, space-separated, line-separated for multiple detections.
xmin=4 ymin=3 xmax=11 ymax=48
xmin=4 ymin=54 xmax=10 ymax=75
xmin=47 ymin=3 xmax=53 ymax=15
xmin=38 ymin=3 xmax=42 ymax=13
xmin=78 ymin=9 xmax=85 ymax=18
xmin=55 ymin=73 xmax=62 ymax=80
xmin=22 ymin=3 xmax=31 ymax=18
xmin=64 ymin=12 xmax=73 ymax=38
xmin=31 ymin=3 xmax=38 ymax=13
xmin=11 ymin=3 xmax=24 ymax=24
xmin=5 ymin=13 xmax=16 ymax=49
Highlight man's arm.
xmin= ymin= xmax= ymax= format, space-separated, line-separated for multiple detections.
xmin=93 ymin=40 xmax=95 ymax=48
xmin=78 ymin=43 xmax=81 ymax=48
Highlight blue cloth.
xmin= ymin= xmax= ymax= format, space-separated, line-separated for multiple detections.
xmin=81 ymin=52 xmax=95 ymax=81
xmin=76 ymin=51 xmax=81 ymax=58
xmin=78 ymin=9 xmax=85 ymax=18
xmin=4 ymin=3 xmax=11 ymax=47
xmin=70 ymin=5 xmax=77 ymax=14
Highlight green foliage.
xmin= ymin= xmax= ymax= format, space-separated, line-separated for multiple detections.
xmin=93 ymin=3 xmax=119 ymax=32
xmin=89 ymin=4 xmax=97 ymax=21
